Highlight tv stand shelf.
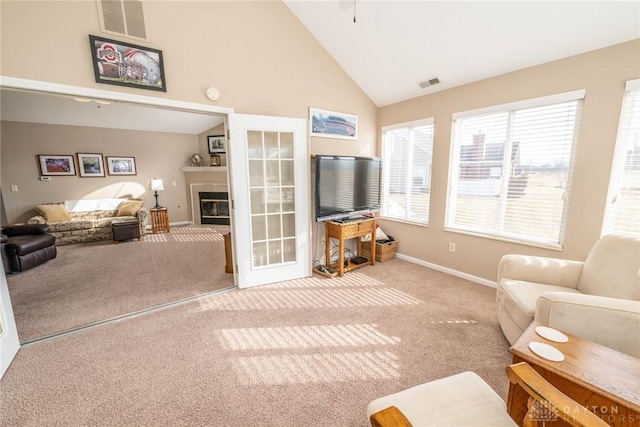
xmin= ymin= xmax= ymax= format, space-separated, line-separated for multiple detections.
xmin=325 ymin=217 xmax=376 ymax=277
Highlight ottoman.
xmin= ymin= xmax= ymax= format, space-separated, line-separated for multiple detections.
xmin=112 ymin=219 xmax=140 ymax=243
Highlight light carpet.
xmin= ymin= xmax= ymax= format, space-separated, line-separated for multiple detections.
xmin=6 ymin=226 xmax=234 ymax=342
xmin=0 ymin=259 xmax=512 ymax=426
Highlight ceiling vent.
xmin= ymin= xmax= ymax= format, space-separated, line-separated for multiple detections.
xmin=418 ymin=77 xmax=440 ymax=89
xmin=97 ymin=0 xmax=147 ymax=41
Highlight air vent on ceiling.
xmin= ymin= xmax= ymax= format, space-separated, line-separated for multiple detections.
xmin=97 ymin=0 xmax=147 ymax=41
xmin=418 ymin=77 xmax=440 ymax=89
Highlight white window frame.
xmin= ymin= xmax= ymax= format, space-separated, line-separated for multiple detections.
xmin=602 ymin=79 xmax=640 ymax=238
xmin=445 ymin=90 xmax=585 ymax=249
xmin=381 ymin=118 xmax=434 ymax=225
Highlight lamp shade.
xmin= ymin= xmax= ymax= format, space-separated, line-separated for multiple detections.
xmin=149 ymin=178 xmax=164 ymax=191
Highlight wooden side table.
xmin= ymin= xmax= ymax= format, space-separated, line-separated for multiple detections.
xmin=324 ymin=217 xmax=376 ymax=277
xmin=149 ymin=208 xmax=170 ymax=233
xmin=508 ymin=322 xmax=640 ymax=426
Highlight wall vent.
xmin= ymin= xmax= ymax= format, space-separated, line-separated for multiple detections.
xmin=418 ymin=77 xmax=440 ymax=89
xmin=97 ymin=0 xmax=147 ymax=41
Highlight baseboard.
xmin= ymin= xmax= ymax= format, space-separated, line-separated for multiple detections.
xmin=170 ymin=221 xmax=191 ymax=227
xmin=395 ymin=253 xmax=497 ymax=288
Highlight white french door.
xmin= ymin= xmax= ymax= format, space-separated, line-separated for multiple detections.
xmin=228 ymin=114 xmax=310 ymax=288
xmin=0 ymin=263 xmax=20 ymax=379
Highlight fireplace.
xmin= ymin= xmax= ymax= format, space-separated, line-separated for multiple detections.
xmin=199 ymin=192 xmax=230 ymax=225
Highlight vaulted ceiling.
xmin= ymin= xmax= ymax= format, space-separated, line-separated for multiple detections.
xmin=284 ymin=1 xmax=640 ymax=106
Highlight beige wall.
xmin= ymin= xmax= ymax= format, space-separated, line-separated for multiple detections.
xmin=377 ymin=39 xmax=640 ymax=280
xmin=0 ymin=1 xmax=376 ymax=225
xmin=1 ymin=121 xmax=198 ymax=223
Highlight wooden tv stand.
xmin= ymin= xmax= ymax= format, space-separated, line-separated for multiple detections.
xmin=325 ymin=217 xmax=376 ymax=277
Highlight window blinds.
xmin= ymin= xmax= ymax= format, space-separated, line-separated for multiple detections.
xmin=382 ymin=120 xmax=434 ymax=224
xmin=446 ymin=93 xmax=583 ymax=248
xmin=602 ymin=80 xmax=640 ymax=238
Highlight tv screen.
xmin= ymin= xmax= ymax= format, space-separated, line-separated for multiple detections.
xmin=314 ymin=155 xmax=382 ymax=222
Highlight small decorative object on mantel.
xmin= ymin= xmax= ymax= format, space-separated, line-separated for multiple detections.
xmin=210 ymin=153 xmax=221 ymax=166
xmin=89 ymin=35 xmax=166 ymax=92
xmin=191 ymin=153 xmax=203 ymax=167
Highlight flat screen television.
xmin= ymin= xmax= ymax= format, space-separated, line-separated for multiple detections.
xmin=314 ymin=155 xmax=382 ymax=222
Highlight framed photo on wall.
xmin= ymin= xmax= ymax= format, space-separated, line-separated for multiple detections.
xmin=106 ymin=156 xmax=137 ymax=175
xmin=38 ymin=154 xmax=76 ymax=176
xmin=77 ymin=153 xmax=105 ymax=177
xmin=208 ymin=135 xmax=225 ymax=153
xmin=309 ymin=108 xmax=358 ymax=140
xmin=89 ymin=35 xmax=166 ymax=92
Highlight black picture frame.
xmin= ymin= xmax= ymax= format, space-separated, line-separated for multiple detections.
xmin=89 ymin=35 xmax=166 ymax=92
xmin=208 ymin=135 xmax=225 ymax=153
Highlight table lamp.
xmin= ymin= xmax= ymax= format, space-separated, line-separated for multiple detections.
xmin=149 ymin=178 xmax=164 ymax=209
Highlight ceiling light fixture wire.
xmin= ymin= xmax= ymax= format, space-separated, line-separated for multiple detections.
xmin=353 ymin=0 xmax=356 ymax=23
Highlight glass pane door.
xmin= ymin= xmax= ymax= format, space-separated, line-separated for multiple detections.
xmin=248 ymin=130 xmax=296 ymax=267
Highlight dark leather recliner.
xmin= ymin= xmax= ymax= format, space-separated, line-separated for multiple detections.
xmin=1 ymin=224 xmax=57 ymax=273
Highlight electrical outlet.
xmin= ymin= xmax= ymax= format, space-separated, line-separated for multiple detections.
xmin=448 ymin=242 xmax=456 ymax=253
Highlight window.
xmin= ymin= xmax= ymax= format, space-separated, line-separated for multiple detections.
xmin=445 ymin=91 xmax=584 ymax=248
xmin=381 ymin=119 xmax=434 ymax=224
xmin=602 ymin=79 xmax=640 ymax=238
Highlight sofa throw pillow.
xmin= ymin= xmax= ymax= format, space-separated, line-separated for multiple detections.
xmin=117 ymin=200 xmax=143 ymax=217
xmin=35 ymin=203 xmax=72 ymax=223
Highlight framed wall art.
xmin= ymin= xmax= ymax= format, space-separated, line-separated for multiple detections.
xmin=38 ymin=155 xmax=76 ymax=176
xmin=208 ymin=135 xmax=225 ymax=153
xmin=309 ymin=108 xmax=358 ymax=140
xmin=89 ymin=35 xmax=166 ymax=92
xmin=77 ymin=153 xmax=105 ymax=177
xmin=106 ymin=156 xmax=137 ymax=175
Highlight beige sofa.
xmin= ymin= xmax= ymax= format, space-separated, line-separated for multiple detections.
xmin=496 ymin=234 xmax=640 ymax=358
xmin=28 ymin=198 xmax=148 ymax=245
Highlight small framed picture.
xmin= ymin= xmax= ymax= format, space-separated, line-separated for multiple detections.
xmin=38 ymin=154 xmax=76 ymax=176
xmin=208 ymin=135 xmax=225 ymax=153
xmin=106 ymin=156 xmax=137 ymax=175
xmin=77 ymin=153 xmax=105 ymax=177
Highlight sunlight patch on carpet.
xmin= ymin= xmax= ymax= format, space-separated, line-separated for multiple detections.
xmin=234 ymin=351 xmax=400 ymax=384
xmin=198 ymin=288 xmax=423 ymax=311
xmin=215 ymin=324 xmax=400 ymax=350
xmin=142 ymin=234 xmax=168 ymax=243
xmin=430 ymin=320 xmax=478 ymax=324
xmin=267 ymin=272 xmax=384 ymax=288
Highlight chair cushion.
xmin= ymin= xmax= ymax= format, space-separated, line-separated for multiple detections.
xmin=367 ymin=371 xmax=516 ymax=426
xmin=578 ymin=234 xmax=640 ymax=300
xmin=5 ymin=234 xmax=56 ymax=256
xmin=497 ymin=279 xmax=582 ymax=332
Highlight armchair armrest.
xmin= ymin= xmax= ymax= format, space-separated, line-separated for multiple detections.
xmin=506 ymin=362 xmax=608 ymax=427
xmin=2 ymin=223 xmax=50 ymax=236
xmin=497 ymin=254 xmax=584 ymax=288
xmin=536 ymin=292 xmax=640 ymax=358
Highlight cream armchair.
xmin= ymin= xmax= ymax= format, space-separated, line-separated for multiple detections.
xmin=496 ymin=234 xmax=640 ymax=358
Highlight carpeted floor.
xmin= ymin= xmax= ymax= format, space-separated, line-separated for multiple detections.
xmin=6 ymin=226 xmax=234 ymax=342
xmin=0 ymin=259 xmax=512 ymax=426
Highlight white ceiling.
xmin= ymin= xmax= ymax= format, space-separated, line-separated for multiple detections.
xmin=284 ymin=0 xmax=640 ymax=107
xmin=0 ymin=88 xmax=224 ymax=135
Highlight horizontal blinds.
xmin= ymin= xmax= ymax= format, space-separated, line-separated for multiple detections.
xmin=382 ymin=121 xmax=434 ymax=224
xmin=446 ymin=99 xmax=581 ymax=248
xmin=602 ymin=81 xmax=640 ymax=238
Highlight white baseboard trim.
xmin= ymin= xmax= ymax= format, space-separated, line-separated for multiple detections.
xmin=395 ymin=253 xmax=497 ymax=288
xmin=170 ymin=221 xmax=191 ymax=227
